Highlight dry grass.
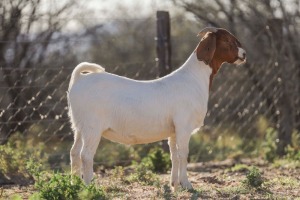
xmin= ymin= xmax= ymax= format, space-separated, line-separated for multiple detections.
xmin=1 ymin=159 xmax=300 ymax=199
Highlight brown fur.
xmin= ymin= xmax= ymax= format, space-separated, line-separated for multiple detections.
xmin=196 ymin=32 xmax=216 ymax=65
xmin=195 ymin=28 xmax=243 ymax=89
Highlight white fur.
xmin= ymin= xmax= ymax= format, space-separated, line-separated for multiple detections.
xmin=68 ymin=52 xmax=212 ymax=189
xmin=234 ymin=47 xmax=246 ymax=65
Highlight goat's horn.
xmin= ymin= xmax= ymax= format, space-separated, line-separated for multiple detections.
xmin=197 ymin=27 xmax=218 ymax=38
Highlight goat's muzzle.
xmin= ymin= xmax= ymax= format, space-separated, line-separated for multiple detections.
xmin=234 ymin=47 xmax=246 ymax=65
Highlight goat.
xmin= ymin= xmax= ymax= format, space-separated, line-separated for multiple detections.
xmin=68 ymin=27 xmax=246 ymax=190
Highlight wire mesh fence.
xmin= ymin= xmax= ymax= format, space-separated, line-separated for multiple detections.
xmin=1 ymin=11 xmax=300 ymax=169
xmin=0 ymin=60 xmax=159 ymax=142
xmin=1 ymin=57 xmax=299 ymax=167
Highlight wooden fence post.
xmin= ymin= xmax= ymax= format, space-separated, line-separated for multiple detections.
xmin=267 ymin=18 xmax=294 ymax=155
xmin=156 ymin=11 xmax=172 ymax=77
xmin=156 ymin=11 xmax=172 ymax=152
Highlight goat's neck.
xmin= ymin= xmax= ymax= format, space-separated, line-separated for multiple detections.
xmin=180 ymin=52 xmax=212 ymax=91
xmin=208 ymin=59 xmax=223 ymax=90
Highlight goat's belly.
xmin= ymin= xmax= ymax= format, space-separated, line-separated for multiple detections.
xmin=102 ymin=128 xmax=171 ymax=145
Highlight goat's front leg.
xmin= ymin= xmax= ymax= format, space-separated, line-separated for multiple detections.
xmin=168 ymin=136 xmax=179 ymax=190
xmin=176 ymin=129 xmax=193 ymax=190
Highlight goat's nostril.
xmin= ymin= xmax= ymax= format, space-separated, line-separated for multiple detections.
xmin=243 ymin=52 xmax=246 ymax=59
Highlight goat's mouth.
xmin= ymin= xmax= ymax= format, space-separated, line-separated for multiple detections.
xmin=234 ymin=57 xmax=246 ymax=65
xmin=234 ymin=47 xmax=246 ymax=65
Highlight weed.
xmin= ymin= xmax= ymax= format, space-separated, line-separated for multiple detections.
xmin=188 ymin=188 xmax=204 ymax=200
xmin=36 ymin=173 xmax=106 ymax=199
xmin=26 ymin=161 xmax=107 ymax=200
xmin=111 ymin=166 xmax=125 ymax=181
xmin=262 ymin=128 xmax=278 ymax=162
xmin=0 ymin=133 xmax=47 ymax=184
xmin=141 ymin=147 xmax=171 ymax=173
xmin=126 ymin=162 xmax=159 ymax=186
xmin=243 ymin=166 xmax=264 ymax=188
xmin=79 ymin=183 xmax=107 ymax=200
xmin=285 ymin=145 xmax=300 ymax=161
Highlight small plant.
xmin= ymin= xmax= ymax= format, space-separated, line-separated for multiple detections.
xmin=79 ymin=183 xmax=107 ymax=200
xmin=285 ymin=145 xmax=300 ymax=161
xmin=141 ymin=147 xmax=171 ymax=173
xmin=26 ymin=161 xmax=106 ymax=200
xmin=149 ymin=147 xmax=171 ymax=173
xmin=262 ymin=128 xmax=278 ymax=162
xmin=0 ymin=133 xmax=47 ymax=184
xmin=36 ymin=173 xmax=83 ymax=199
xmin=36 ymin=173 xmax=106 ymax=199
xmin=162 ymin=184 xmax=172 ymax=199
xmin=243 ymin=166 xmax=264 ymax=188
xmin=127 ymin=161 xmax=159 ymax=186
xmin=111 ymin=166 xmax=125 ymax=180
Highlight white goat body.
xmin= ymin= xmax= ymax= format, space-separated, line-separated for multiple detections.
xmin=69 ymin=55 xmax=211 ymax=145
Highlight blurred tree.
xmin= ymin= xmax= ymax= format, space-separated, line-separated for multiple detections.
xmin=172 ymin=0 xmax=300 ymax=155
xmin=0 ymin=0 xmax=79 ymax=144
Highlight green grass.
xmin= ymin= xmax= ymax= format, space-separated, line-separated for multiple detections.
xmin=229 ymin=164 xmax=251 ymax=172
xmin=267 ymin=176 xmax=300 ymax=189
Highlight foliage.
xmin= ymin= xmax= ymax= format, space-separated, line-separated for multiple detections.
xmin=140 ymin=147 xmax=171 ymax=173
xmin=261 ymin=128 xmax=278 ymax=162
xmin=78 ymin=183 xmax=107 ymax=200
xmin=111 ymin=166 xmax=125 ymax=181
xmin=243 ymin=166 xmax=264 ymax=188
xmin=94 ymin=139 xmax=137 ymax=168
xmin=0 ymin=133 xmax=47 ymax=184
xmin=126 ymin=161 xmax=159 ymax=186
xmin=285 ymin=146 xmax=300 ymax=161
xmin=189 ymin=129 xmax=244 ymax=162
xmin=26 ymin=162 xmax=106 ymax=200
xmin=285 ymin=131 xmax=300 ymax=160
xmin=260 ymin=128 xmax=300 ymax=162
xmin=229 ymin=164 xmax=251 ymax=173
xmin=0 ymin=0 xmax=81 ymax=143
xmin=108 ymin=149 xmax=168 ymax=186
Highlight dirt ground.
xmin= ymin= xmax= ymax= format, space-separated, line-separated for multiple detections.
xmin=1 ymin=159 xmax=300 ymax=199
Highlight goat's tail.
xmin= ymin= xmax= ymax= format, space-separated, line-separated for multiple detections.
xmin=69 ymin=62 xmax=105 ymax=90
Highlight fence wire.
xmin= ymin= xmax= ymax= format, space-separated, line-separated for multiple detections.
xmin=0 ymin=55 xmax=299 ymax=167
xmin=0 ymin=62 xmax=299 ymax=138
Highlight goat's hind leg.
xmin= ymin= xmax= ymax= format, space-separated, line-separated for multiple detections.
xmin=80 ymin=127 xmax=102 ymax=184
xmin=70 ymin=131 xmax=83 ymax=177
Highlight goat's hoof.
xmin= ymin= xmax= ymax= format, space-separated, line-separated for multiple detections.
xmin=171 ymin=181 xmax=180 ymax=191
xmin=180 ymin=181 xmax=193 ymax=190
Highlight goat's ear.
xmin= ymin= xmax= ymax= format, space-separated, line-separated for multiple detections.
xmin=196 ymin=32 xmax=216 ymax=65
